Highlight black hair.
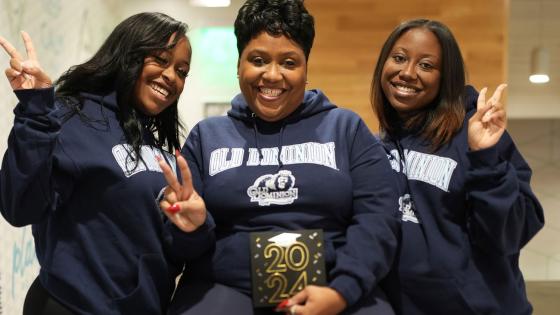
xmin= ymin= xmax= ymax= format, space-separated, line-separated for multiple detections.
xmin=234 ymin=0 xmax=315 ymax=60
xmin=371 ymin=19 xmax=466 ymax=150
xmin=55 ymin=12 xmax=189 ymax=166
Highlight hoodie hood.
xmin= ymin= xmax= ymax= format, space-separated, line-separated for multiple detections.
xmin=78 ymin=90 xmax=152 ymax=131
xmin=79 ymin=90 xmax=120 ymax=112
xmin=384 ymin=85 xmax=480 ymax=141
xmin=464 ymin=85 xmax=479 ymax=113
xmin=227 ymin=89 xmax=337 ymax=123
xmin=226 ymin=89 xmax=337 ymax=169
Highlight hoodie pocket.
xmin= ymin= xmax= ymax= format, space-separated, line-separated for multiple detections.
xmin=112 ymin=253 xmax=170 ymax=314
xmin=400 ymin=274 xmax=478 ymax=314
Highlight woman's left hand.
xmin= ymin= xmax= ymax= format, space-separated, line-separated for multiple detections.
xmin=468 ymin=84 xmax=508 ymax=151
xmin=158 ymin=150 xmax=207 ymax=233
xmin=276 ymin=285 xmax=347 ymax=315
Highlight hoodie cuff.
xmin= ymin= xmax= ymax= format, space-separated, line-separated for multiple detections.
xmin=169 ymin=213 xmax=215 ymax=242
xmin=329 ymin=274 xmax=363 ymax=307
xmin=14 ymin=87 xmax=56 ymax=116
xmin=167 ymin=213 xmax=215 ymax=260
xmin=467 ymin=145 xmax=500 ymax=169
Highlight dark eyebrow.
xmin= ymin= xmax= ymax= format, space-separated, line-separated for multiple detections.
xmin=247 ymin=48 xmax=302 ymax=59
xmin=392 ymin=46 xmax=439 ymax=60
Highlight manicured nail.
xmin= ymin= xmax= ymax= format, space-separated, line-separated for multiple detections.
xmin=175 ymin=149 xmax=181 ymax=157
xmin=155 ymin=155 xmax=162 ymax=162
xmin=275 ymin=299 xmax=290 ymax=311
xmin=166 ymin=204 xmax=180 ymax=214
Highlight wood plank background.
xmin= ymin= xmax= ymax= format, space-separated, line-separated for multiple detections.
xmin=305 ymin=0 xmax=508 ymax=131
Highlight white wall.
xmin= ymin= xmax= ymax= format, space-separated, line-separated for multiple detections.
xmin=508 ymin=0 xmax=560 ymax=118
xmin=0 ymin=1 xmax=120 ymax=313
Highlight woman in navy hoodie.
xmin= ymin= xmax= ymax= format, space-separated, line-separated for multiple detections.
xmin=157 ymin=1 xmax=400 ymax=314
xmin=0 ymin=12 xmax=191 ymax=314
xmin=371 ymin=19 xmax=544 ymax=314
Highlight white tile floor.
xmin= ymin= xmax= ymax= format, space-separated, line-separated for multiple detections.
xmin=510 ymin=119 xmax=560 ymax=281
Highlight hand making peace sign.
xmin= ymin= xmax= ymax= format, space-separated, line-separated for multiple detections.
xmin=158 ymin=150 xmax=207 ymax=233
xmin=468 ymin=84 xmax=508 ymax=151
xmin=0 ymin=31 xmax=52 ymax=90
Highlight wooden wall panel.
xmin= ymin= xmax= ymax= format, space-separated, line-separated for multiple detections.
xmin=305 ymin=0 xmax=508 ymax=131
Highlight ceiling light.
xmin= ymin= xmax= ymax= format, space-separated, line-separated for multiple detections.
xmin=189 ymin=0 xmax=231 ymax=7
xmin=529 ymin=0 xmax=550 ymax=84
xmin=529 ymin=47 xmax=550 ymax=84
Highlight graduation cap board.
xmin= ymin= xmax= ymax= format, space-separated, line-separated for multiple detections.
xmin=249 ymin=229 xmax=327 ymax=307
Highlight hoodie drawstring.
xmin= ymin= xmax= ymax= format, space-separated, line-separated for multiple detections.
xmin=277 ymin=122 xmax=286 ymax=170
xmin=251 ymin=113 xmax=286 ymax=170
xmin=252 ymin=113 xmax=264 ymax=161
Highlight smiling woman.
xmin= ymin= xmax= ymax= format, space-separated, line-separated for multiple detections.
xmin=237 ymin=32 xmax=307 ymax=122
xmin=158 ymin=1 xmax=400 ymax=315
xmin=0 ymin=12 xmax=191 ymax=315
xmin=134 ymin=34 xmax=191 ymax=116
xmin=371 ymin=19 xmax=544 ymax=315
xmin=380 ymin=28 xmax=441 ymax=118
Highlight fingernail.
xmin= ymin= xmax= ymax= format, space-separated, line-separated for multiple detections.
xmin=155 ymin=155 xmax=162 ymax=162
xmin=166 ymin=204 xmax=180 ymax=214
xmin=275 ymin=299 xmax=290 ymax=311
xmin=175 ymin=149 xmax=181 ymax=157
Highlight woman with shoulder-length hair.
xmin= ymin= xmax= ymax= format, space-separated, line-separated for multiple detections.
xmin=371 ymin=18 xmax=544 ymax=314
xmin=0 ymin=12 xmax=191 ymax=314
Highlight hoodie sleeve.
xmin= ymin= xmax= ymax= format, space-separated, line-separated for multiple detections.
xmin=466 ymin=130 xmax=544 ymax=255
xmin=0 ymin=88 xmax=75 ymax=227
xmin=328 ymin=119 xmax=400 ymax=307
xmin=165 ymin=124 xmax=216 ymax=261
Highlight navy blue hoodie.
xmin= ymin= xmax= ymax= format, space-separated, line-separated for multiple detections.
xmin=0 ymin=88 xmax=181 ymax=314
xmin=172 ymin=89 xmax=400 ymax=307
xmin=381 ymin=86 xmax=544 ymax=314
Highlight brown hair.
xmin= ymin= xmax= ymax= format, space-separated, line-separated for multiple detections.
xmin=371 ymin=19 xmax=466 ymax=150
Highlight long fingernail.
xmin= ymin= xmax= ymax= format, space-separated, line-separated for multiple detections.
xmin=275 ymin=299 xmax=290 ymax=311
xmin=166 ymin=204 xmax=180 ymax=214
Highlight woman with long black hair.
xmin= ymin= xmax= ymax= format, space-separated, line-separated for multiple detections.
xmin=0 ymin=12 xmax=191 ymax=314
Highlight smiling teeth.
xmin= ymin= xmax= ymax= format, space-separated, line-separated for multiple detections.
xmin=395 ymin=85 xmax=416 ymax=93
xmin=260 ymin=88 xmax=282 ymax=97
xmin=151 ymin=83 xmax=169 ymax=97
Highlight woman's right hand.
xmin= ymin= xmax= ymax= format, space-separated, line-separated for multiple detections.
xmin=276 ymin=285 xmax=347 ymax=315
xmin=158 ymin=150 xmax=207 ymax=233
xmin=467 ymin=84 xmax=507 ymax=151
xmin=0 ymin=31 xmax=52 ymax=90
